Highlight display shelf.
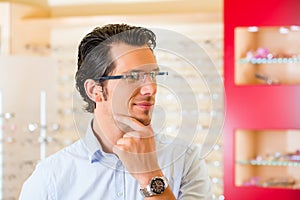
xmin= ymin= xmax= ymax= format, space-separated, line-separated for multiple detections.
xmin=234 ymin=26 xmax=300 ymax=85
xmin=237 ymin=57 xmax=300 ymax=65
xmin=235 ymin=129 xmax=300 ymax=190
xmin=239 ymin=176 xmax=298 ymax=189
xmin=236 ymin=160 xmax=300 ymax=167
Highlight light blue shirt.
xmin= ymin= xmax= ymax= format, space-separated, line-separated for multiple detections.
xmin=19 ymin=121 xmax=212 ymax=200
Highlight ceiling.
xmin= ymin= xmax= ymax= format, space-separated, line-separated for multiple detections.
xmin=0 ymin=0 xmax=222 ymax=17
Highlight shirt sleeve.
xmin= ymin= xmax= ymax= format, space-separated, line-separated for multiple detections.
xmin=178 ymin=144 xmax=213 ymax=200
xmin=19 ymin=161 xmax=55 ymax=200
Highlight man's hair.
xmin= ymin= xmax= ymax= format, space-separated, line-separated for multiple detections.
xmin=75 ymin=24 xmax=156 ymax=113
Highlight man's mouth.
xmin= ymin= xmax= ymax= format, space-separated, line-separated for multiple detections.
xmin=133 ymin=102 xmax=154 ymax=110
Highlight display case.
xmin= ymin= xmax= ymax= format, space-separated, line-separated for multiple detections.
xmin=224 ymin=0 xmax=300 ymax=199
xmin=235 ymin=26 xmax=300 ymax=85
xmin=235 ymin=129 xmax=300 ymax=189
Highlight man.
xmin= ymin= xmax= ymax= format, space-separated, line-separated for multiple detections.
xmin=19 ymin=24 xmax=212 ymax=199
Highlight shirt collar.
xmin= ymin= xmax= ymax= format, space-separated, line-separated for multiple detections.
xmin=82 ymin=119 xmax=118 ymax=165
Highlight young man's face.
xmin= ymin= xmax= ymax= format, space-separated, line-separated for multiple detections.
xmin=100 ymin=43 xmax=158 ymax=126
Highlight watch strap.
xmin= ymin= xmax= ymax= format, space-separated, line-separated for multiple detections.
xmin=140 ymin=185 xmax=156 ymax=197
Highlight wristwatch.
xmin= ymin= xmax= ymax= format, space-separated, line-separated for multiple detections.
xmin=140 ymin=176 xmax=168 ymax=197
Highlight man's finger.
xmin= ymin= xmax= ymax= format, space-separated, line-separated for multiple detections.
xmin=123 ymin=132 xmax=154 ymax=139
xmin=114 ymin=115 xmax=144 ymax=131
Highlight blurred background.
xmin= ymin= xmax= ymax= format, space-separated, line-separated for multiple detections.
xmin=0 ymin=0 xmax=224 ymax=199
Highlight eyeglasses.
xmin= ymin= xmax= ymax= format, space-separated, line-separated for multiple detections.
xmin=94 ymin=70 xmax=168 ymax=84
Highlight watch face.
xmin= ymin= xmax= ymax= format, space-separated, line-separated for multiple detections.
xmin=150 ymin=178 xmax=165 ymax=194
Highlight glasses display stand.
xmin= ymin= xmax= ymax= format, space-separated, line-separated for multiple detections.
xmin=0 ymin=90 xmax=17 ymax=200
xmin=224 ymin=0 xmax=300 ymax=199
xmin=0 ymin=89 xmax=3 ymax=199
xmin=39 ymin=91 xmax=47 ymax=160
xmin=0 ymin=4 xmax=224 ymax=198
xmin=0 ymin=55 xmax=58 ymax=199
xmin=235 ymin=26 xmax=300 ymax=85
xmin=235 ymin=129 xmax=300 ymax=189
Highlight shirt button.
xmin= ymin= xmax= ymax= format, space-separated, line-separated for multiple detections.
xmin=117 ymin=191 xmax=124 ymax=197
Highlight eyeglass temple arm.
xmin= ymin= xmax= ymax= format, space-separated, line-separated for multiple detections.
xmin=158 ymin=72 xmax=168 ymax=76
xmin=94 ymin=75 xmax=124 ymax=81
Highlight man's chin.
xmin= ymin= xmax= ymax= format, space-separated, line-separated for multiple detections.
xmin=132 ymin=114 xmax=152 ymax=126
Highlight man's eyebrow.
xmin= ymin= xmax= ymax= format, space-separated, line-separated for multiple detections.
xmin=125 ymin=67 xmax=160 ymax=73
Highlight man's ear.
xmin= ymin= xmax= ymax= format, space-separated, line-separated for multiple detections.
xmin=84 ymin=79 xmax=103 ymax=102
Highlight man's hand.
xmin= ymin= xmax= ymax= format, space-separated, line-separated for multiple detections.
xmin=112 ymin=115 xmax=163 ymax=187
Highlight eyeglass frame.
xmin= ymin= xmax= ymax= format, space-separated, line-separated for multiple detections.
xmin=93 ymin=70 xmax=168 ymax=83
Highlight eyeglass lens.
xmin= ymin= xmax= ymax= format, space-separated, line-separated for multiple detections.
xmin=125 ymin=71 xmax=167 ymax=83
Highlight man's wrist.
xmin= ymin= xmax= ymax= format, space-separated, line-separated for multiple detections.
xmin=137 ymin=170 xmax=164 ymax=188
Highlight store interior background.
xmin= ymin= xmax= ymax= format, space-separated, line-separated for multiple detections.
xmin=0 ymin=0 xmax=224 ymax=199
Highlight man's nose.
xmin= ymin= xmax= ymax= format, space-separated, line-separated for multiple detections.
xmin=139 ymin=76 xmax=157 ymax=96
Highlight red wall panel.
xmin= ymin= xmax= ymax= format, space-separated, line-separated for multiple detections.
xmin=224 ymin=0 xmax=300 ymax=199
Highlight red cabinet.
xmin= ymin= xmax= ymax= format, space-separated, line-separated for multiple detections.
xmin=224 ymin=0 xmax=300 ymax=199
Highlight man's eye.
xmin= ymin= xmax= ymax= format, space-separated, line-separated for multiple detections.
xmin=127 ymin=72 xmax=139 ymax=80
